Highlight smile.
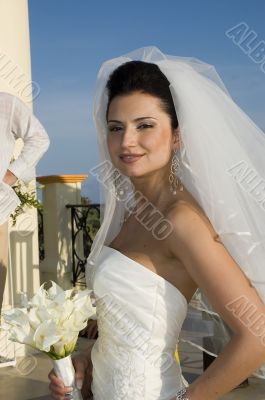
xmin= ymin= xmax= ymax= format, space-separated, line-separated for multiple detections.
xmin=119 ymin=155 xmax=144 ymax=163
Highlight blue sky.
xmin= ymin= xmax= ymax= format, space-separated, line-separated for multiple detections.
xmin=28 ymin=0 xmax=265 ymax=202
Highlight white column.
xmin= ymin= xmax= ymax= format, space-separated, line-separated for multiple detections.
xmin=0 ymin=0 xmax=39 ymax=358
xmin=0 ymin=0 xmax=40 ymax=308
xmin=0 ymin=0 xmax=33 ymax=99
xmin=37 ymin=175 xmax=88 ymax=289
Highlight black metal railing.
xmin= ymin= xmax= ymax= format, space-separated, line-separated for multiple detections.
xmin=66 ymin=204 xmax=100 ymax=286
xmin=38 ymin=208 xmax=45 ymax=261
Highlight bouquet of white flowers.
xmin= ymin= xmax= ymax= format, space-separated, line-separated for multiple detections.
xmin=1 ymin=281 xmax=96 ymax=400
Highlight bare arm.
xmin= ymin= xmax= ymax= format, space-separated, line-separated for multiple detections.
xmin=168 ymin=203 xmax=265 ymax=400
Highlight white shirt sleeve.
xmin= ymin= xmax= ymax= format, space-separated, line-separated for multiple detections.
xmin=8 ymin=95 xmax=50 ymax=183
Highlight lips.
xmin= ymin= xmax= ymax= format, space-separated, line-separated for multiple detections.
xmin=120 ymin=154 xmax=144 ymax=163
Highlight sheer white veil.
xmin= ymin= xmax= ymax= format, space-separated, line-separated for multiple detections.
xmin=86 ymin=46 xmax=265 ymax=379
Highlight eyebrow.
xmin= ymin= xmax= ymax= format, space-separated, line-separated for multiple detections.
xmin=107 ymin=117 xmax=157 ymax=123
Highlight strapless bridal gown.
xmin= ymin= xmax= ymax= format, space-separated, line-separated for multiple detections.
xmin=89 ymin=245 xmax=189 ymax=400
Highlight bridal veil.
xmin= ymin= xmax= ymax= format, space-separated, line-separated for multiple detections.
xmin=86 ymin=46 xmax=265 ymax=379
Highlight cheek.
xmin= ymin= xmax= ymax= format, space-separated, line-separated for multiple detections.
xmin=107 ymin=135 xmax=116 ymax=153
xmin=146 ymin=132 xmax=172 ymax=159
xmin=107 ymin=136 xmax=119 ymax=163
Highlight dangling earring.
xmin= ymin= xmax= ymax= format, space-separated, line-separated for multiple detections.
xmin=169 ymin=148 xmax=183 ymax=195
xmin=113 ymin=171 xmax=132 ymax=201
xmin=114 ymin=173 xmax=126 ymax=200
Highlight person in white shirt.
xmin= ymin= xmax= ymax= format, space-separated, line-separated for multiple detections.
xmin=0 ymin=92 xmax=50 ymax=314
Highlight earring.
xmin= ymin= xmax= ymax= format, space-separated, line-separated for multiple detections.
xmin=113 ymin=171 xmax=132 ymax=201
xmin=114 ymin=173 xmax=126 ymax=200
xmin=169 ymin=148 xmax=183 ymax=195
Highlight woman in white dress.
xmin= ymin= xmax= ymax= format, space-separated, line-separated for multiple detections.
xmin=48 ymin=47 xmax=265 ymax=399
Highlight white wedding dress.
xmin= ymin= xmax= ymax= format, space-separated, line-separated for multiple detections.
xmin=89 ymin=245 xmax=189 ymax=400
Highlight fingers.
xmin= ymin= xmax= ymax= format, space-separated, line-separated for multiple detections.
xmin=49 ymin=382 xmax=73 ymax=399
xmin=3 ymin=169 xmax=18 ymax=186
xmin=48 ymin=368 xmax=73 ymax=399
xmin=48 ymin=368 xmax=64 ymax=387
xmin=48 ymin=355 xmax=90 ymax=398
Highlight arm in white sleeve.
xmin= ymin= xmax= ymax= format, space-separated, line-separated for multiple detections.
xmin=8 ymin=95 xmax=50 ymax=183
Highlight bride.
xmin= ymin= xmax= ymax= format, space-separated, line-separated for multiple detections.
xmin=48 ymin=47 xmax=265 ymax=399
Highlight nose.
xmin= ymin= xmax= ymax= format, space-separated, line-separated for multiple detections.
xmin=120 ymin=125 xmax=137 ymax=148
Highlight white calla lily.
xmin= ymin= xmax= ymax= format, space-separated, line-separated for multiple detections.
xmin=10 ymin=324 xmax=35 ymax=346
xmin=2 ymin=309 xmax=35 ymax=346
xmin=34 ymin=319 xmax=61 ymax=352
xmin=28 ymin=307 xmax=41 ymax=330
xmin=3 ymin=308 xmax=29 ymax=327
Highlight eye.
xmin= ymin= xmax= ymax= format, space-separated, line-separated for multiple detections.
xmin=108 ymin=126 xmax=123 ymax=133
xmin=137 ymin=123 xmax=153 ymax=130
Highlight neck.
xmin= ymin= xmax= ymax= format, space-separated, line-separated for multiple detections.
xmin=127 ymin=166 xmax=182 ymax=215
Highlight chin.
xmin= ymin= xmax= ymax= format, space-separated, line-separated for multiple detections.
xmin=117 ymin=167 xmax=143 ymax=178
xmin=119 ymin=169 xmax=140 ymax=177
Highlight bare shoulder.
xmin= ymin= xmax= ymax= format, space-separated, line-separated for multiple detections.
xmin=166 ymin=196 xmax=221 ymax=246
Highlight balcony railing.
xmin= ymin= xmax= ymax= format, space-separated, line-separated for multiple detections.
xmin=66 ymin=204 xmax=100 ymax=286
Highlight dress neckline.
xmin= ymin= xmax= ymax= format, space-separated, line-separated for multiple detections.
xmin=102 ymin=245 xmax=188 ymax=307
